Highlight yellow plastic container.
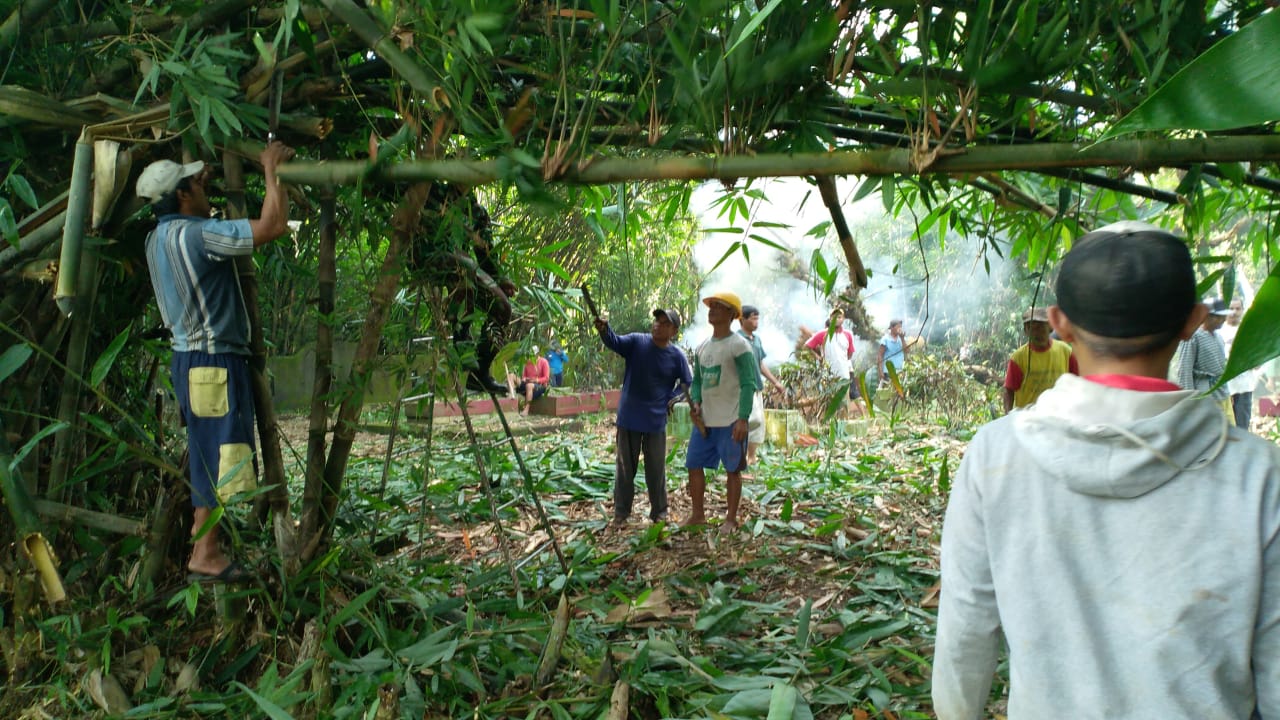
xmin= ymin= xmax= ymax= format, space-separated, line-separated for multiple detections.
xmin=765 ymin=409 xmax=805 ymax=449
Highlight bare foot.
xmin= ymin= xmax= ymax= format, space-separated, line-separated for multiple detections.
xmin=721 ymin=519 xmax=740 ymax=533
xmin=683 ymin=515 xmax=707 ymax=528
xmin=187 ymin=555 xmax=232 ymax=578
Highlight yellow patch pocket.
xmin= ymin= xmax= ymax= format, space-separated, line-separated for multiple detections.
xmin=188 ymin=366 xmax=229 ymax=418
xmin=216 ymin=443 xmax=256 ymax=503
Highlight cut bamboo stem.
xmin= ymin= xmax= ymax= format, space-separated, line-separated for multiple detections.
xmin=535 ymin=593 xmax=571 ymax=687
xmin=54 ymin=131 xmax=93 ymax=317
xmin=24 ymin=535 xmax=66 ymax=603
xmin=607 ymin=679 xmax=630 ymax=720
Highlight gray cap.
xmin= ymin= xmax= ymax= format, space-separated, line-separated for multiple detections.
xmin=652 ymin=308 xmax=681 ymax=330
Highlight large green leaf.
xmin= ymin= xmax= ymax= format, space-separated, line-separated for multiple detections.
xmin=1219 ymin=261 xmax=1280 ymax=388
xmin=1103 ymin=9 xmax=1280 ymax=137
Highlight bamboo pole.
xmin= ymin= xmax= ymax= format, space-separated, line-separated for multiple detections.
xmin=274 ymin=134 xmax=1280 ymax=187
xmin=223 ymin=150 xmax=299 ymax=570
xmin=317 ymin=0 xmax=444 ymax=110
xmin=0 ymin=0 xmax=58 ymax=52
xmin=535 ymin=593 xmax=571 ymax=687
xmin=46 ymin=247 xmax=100 ymax=501
xmin=301 ymin=186 xmax=337 ymax=549
xmin=309 ymin=181 xmax=430 ymax=561
xmin=33 ymin=499 xmax=147 ymax=535
xmin=53 ymin=131 xmax=93 ymax=317
xmin=0 ymin=86 xmax=94 ymax=129
xmin=816 ymin=176 xmax=868 ymax=289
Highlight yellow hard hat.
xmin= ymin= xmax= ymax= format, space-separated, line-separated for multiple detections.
xmin=702 ymin=291 xmax=742 ymax=318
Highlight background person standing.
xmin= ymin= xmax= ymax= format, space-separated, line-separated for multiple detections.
xmin=545 ymin=342 xmax=568 ymax=387
xmin=1174 ymin=297 xmax=1230 ymax=407
xmin=595 ymin=308 xmax=692 ymax=525
xmin=805 ymin=308 xmax=864 ymax=418
xmin=1220 ymin=297 xmax=1256 ymax=431
xmin=877 ymin=319 xmax=908 ymax=389
xmin=1003 ymin=306 xmax=1078 ymax=413
xmin=737 ymin=304 xmax=786 ymax=466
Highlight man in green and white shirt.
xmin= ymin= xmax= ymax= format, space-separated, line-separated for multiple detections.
xmin=686 ymin=291 xmax=758 ymax=530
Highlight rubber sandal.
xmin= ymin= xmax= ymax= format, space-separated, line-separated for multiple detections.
xmin=188 ymin=560 xmax=251 ymax=584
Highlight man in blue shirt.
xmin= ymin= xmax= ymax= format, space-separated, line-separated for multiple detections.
xmin=137 ymin=141 xmax=294 ymax=582
xmin=877 ymin=319 xmax=908 ymax=391
xmin=545 ymin=342 xmax=568 ymax=387
xmin=595 ymin=308 xmax=693 ymax=524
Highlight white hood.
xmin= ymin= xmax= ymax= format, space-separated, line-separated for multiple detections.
xmin=1011 ymin=374 xmax=1229 ymax=499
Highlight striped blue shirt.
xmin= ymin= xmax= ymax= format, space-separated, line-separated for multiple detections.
xmin=145 ymin=214 xmax=255 ymax=355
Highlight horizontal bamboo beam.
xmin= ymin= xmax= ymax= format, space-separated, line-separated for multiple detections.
xmin=33 ymin=499 xmax=147 ymax=536
xmin=274 ymin=135 xmax=1280 ymax=187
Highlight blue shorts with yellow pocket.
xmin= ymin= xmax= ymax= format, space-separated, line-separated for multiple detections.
xmin=171 ymin=351 xmax=258 ymax=508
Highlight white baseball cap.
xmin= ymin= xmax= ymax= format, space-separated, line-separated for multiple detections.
xmin=135 ymin=159 xmax=205 ymax=201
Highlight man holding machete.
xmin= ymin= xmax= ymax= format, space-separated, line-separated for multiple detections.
xmin=589 ymin=287 xmax=692 ymax=526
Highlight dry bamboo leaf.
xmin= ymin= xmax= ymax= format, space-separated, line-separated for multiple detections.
xmin=920 ymin=583 xmax=940 ymax=609
xmin=85 ymin=668 xmax=132 ymax=714
xmin=172 ymin=663 xmax=199 ymax=694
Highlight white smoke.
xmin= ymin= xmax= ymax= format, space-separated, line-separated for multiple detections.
xmin=684 ymin=178 xmax=893 ymax=371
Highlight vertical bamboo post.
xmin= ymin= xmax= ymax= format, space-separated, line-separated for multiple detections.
xmin=223 ymin=149 xmax=299 ymax=570
xmin=301 ymin=185 xmax=337 ymax=547
xmin=54 ymin=130 xmax=93 ymax=317
xmin=46 ymin=246 xmax=101 ymax=502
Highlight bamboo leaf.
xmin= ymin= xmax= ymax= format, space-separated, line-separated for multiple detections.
xmin=0 ymin=200 xmax=15 ymax=243
xmin=1103 ymin=9 xmax=1280 ymax=137
xmin=7 ymin=174 xmax=37 ymax=209
xmin=90 ymin=325 xmax=131 ymax=388
xmin=329 ymin=585 xmax=381 ymax=631
xmin=795 ymin=599 xmax=812 ymax=650
xmin=9 ymin=421 xmax=69 ymax=472
xmin=0 ymin=343 xmax=33 ymax=384
xmin=767 ymin=680 xmax=798 ymax=720
xmin=725 ymin=0 xmax=785 ymax=58
xmin=1219 ymin=261 xmax=1280 ymax=388
xmin=233 ymin=682 xmax=294 ymax=720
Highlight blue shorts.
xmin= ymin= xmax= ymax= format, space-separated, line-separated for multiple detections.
xmin=684 ymin=425 xmax=748 ymax=473
xmin=172 ymin=351 xmax=258 ymax=508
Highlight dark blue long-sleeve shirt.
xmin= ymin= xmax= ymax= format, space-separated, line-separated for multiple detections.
xmin=599 ymin=326 xmax=693 ymax=433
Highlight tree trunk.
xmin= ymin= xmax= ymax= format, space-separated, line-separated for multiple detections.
xmin=300 ymin=187 xmax=337 ymax=550
xmin=306 ymin=181 xmax=432 ymax=562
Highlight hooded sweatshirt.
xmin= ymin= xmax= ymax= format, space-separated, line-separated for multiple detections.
xmin=933 ymin=374 xmax=1280 ymax=720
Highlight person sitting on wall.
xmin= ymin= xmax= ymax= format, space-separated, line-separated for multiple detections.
xmin=511 ymin=346 xmax=551 ymax=416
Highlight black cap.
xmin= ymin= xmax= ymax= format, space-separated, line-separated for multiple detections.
xmin=1207 ymin=297 xmax=1230 ymax=316
xmin=653 ymin=308 xmax=682 ymax=330
xmin=1055 ymin=221 xmax=1195 ymax=338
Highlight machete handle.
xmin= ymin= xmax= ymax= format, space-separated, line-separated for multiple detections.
xmin=580 ymin=284 xmax=600 ymax=320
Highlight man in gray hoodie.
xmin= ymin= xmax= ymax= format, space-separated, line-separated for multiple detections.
xmin=933 ymin=221 xmax=1280 ymax=719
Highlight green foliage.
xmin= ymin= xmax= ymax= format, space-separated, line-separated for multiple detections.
xmin=1105 ymin=9 xmax=1280 ymax=137
xmin=133 ymin=28 xmax=264 ymax=150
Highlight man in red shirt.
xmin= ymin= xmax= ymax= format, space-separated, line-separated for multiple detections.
xmin=513 ymin=346 xmax=551 ymax=415
xmin=1002 ymin=306 xmax=1079 ymax=413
